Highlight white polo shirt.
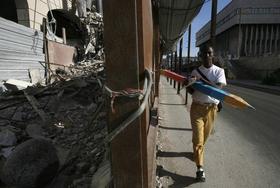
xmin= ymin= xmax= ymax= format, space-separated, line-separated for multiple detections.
xmin=191 ymin=65 xmax=227 ymax=104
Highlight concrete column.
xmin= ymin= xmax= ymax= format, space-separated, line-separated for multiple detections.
xmin=249 ymin=25 xmax=253 ymax=55
xmin=96 ymin=0 xmax=103 ymax=15
xmin=254 ymin=25 xmax=258 ymax=56
xmin=237 ymin=8 xmax=242 ymax=58
xmin=270 ymin=25 xmax=274 ymax=53
xmin=264 ymin=24 xmax=269 ymax=53
xmin=166 ymin=54 xmax=169 ymax=81
xmin=275 ymin=25 xmax=279 ymax=53
xmin=244 ymin=25 xmax=248 ymax=56
xmin=170 ymin=52 xmax=173 ymax=84
xmin=259 ymin=25 xmax=264 ymax=56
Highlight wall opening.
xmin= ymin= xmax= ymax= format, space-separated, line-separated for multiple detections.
xmin=0 ymin=0 xmax=18 ymax=23
xmin=47 ymin=9 xmax=86 ymax=45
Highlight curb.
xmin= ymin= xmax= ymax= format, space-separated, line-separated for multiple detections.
xmin=228 ymin=81 xmax=280 ymax=96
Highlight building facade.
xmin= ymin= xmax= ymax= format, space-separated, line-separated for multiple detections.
xmin=0 ymin=0 xmax=72 ymax=30
xmin=196 ymin=0 xmax=280 ymax=59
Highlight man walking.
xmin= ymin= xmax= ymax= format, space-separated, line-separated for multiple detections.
xmin=189 ymin=45 xmax=226 ymax=182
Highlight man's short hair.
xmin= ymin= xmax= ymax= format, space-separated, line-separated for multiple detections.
xmin=199 ymin=45 xmax=214 ymax=54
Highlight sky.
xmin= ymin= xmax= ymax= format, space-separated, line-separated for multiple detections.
xmin=181 ymin=0 xmax=232 ymax=57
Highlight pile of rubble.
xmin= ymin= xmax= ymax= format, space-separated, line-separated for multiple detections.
xmin=83 ymin=10 xmax=104 ymax=62
xmin=0 ymin=2 xmax=110 ymax=187
xmin=0 ymin=68 xmax=110 ymax=188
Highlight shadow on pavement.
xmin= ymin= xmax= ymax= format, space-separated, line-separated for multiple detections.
xmin=157 ymin=165 xmax=197 ymax=187
xmin=157 ymin=151 xmax=194 ymax=162
xmin=159 ymin=125 xmax=192 ymax=131
xmin=159 ymin=102 xmax=186 ymax=105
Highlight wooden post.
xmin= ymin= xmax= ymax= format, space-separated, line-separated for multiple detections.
xmin=153 ymin=3 xmax=160 ymax=97
xmin=103 ymin=0 xmax=153 ymax=187
xmin=42 ymin=18 xmax=50 ymax=84
xmin=62 ymin=27 xmax=67 ymax=44
xmin=173 ymin=51 xmax=177 ymax=88
xmin=177 ymin=38 xmax=183 ymax=94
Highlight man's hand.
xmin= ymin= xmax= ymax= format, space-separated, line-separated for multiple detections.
xmin=184 ymin=76 xmax=197 ymax=87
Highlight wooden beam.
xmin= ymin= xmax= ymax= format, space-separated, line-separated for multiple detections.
xmin=103 ymin=0 xmax=153 ymax=187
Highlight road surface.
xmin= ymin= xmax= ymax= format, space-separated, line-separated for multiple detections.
xmin=156 ymin=78 xmax=280 ymax=188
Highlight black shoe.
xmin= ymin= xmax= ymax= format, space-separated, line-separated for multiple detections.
xmin=196 ymin=169 xmax=206 ymax=182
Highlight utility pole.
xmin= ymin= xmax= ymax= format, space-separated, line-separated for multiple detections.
xmin=187 ymin=24 xmax=191 ymax=65
xmin=210 ymin=0 xmax=217 ymax=48
xmin=186 ymin=24 xmax=191 ymax=104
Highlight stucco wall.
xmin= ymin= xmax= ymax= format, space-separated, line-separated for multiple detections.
xmin=17 ymin=0 xmax=72 ymax=30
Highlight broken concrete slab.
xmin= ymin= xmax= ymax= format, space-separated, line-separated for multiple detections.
xmin=29 ymin=69 xmax=43 ymax=84
xmin=4 ymin=79 xmax=33 ymax=91
xmin=0 ymin=129 xmax=17 ymax=147
xmin=90 ymin=160 xmax=111 ymax=188
xmin=25 ymin=123 xmax=44 ymax=138
xmin=1 ymin=139 xmax=59 ymax=188
xmin=0 ymin=146 xmax=15 ymax=158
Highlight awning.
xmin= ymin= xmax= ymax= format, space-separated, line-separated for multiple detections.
xmin=158 ymin=0 xmax=204 ymax=52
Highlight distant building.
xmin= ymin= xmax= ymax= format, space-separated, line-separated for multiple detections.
xmin=196 ymin=0 xmax=280 ymax=79
xmin=196 ymin=0 xmax=280 ymax=58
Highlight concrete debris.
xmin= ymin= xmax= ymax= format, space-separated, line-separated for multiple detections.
xmin=90 ymin=160 xmax=111 ymax=188
xmin=1 ymin=139 xmax=59 ymax=188
xmin=4 ymin=79 xmax=33 ymax=91
xmin=77 ymin=0 xmax=87 ymax=18
xmin=29 ymin=69 xmax=43 ymax=85
xmin=0 ymin=129 xmax=17 ymax=147
xmin=25 ymin=123 xmax=44 ymax=139
xmin=49 ymin=60 xmax=105 ymax=83
xmin=0 ymin=5 xmax=108 ymax=188
xmin=0 ymin=69 xmax=109 ymax=188
xmin=0 ymin=147 xmax=15 ymax=158
xmin=82 ymin=9 xmax=104 ymax=62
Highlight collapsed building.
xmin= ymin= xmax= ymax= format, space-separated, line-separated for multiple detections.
xmin=0 ymin=0 xmax=108 ymax=187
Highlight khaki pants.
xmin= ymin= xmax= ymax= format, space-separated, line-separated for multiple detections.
xmin=190 ymin=102 xmax=218 ymax=166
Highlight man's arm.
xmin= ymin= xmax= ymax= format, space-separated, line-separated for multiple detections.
xmin=216 ymin=69 xmax=227 ymax=89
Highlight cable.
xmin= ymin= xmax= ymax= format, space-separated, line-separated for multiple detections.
xmin=104 ymin=69 xmax=152 ymax=143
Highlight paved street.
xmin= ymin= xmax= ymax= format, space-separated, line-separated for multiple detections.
xmin=156 ymin=77 xmax=280 ymax=188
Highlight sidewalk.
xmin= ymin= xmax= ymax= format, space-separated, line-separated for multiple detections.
xmin=228 ymin=79 xmax=280 ymax=95
xmin=156 ymin=77 xmax=196 ymax=187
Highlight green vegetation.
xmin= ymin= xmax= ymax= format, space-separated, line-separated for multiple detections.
xmin=262 ymin=68 xmax=280 ymax=85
